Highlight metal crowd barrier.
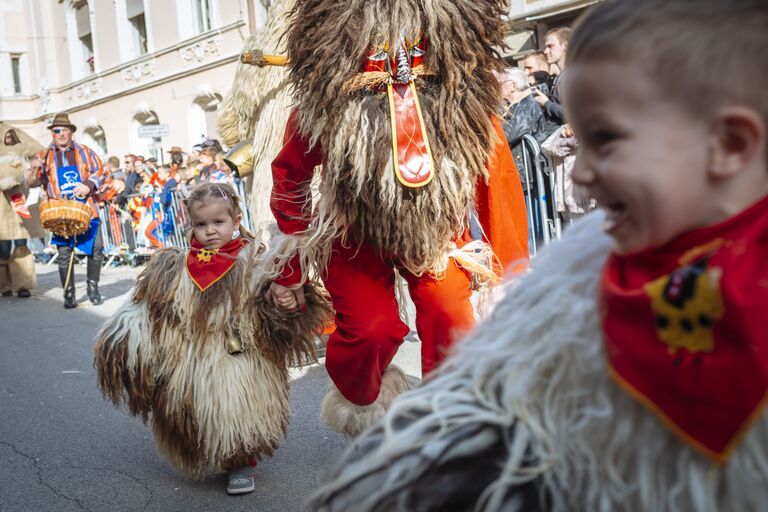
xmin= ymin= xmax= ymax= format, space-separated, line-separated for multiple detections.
xmin=45 ymin=162 xmax=559 ymax=266
xmin=519 ymin=134 xmax=562 ymax=257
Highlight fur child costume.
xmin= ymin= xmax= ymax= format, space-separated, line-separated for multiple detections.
xmin=94 ymin=237 xmax=331 ymax=478
xmin=270 ymin=0 xmax=529 ymax=436
xmin=309 ymin=209 xmax=768 ymax=511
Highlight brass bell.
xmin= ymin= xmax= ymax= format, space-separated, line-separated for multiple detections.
xmin=223 ymin=140 xmax=254 ymax=179
xmin=227 ymin=338 xmax=243 ymax=355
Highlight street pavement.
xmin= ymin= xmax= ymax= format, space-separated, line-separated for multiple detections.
xmin=0 ymin=262 xmax=422 ymax=512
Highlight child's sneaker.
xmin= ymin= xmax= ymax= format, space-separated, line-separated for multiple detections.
xmin=227 ymin=466 xmax=256 ymax=495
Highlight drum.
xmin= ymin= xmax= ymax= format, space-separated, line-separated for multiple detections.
xmin=39 ymin=199 xmax=92 ymax=237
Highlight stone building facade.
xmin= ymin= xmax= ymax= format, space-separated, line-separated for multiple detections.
xmin=0 ymin=0 xmax=271 ymax=161
xmin=0 ymin=0 xmax=597 ymax=160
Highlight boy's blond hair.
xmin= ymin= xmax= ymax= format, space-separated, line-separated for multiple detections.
xmin=544 ymin=27 xmax=571 ymax=45
xmin=568 ymin=0 xmax=768 ymax=124
xmin=523 ymin=50 xmax=548 ymax=68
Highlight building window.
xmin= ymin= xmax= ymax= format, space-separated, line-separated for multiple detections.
xmin=127 ymin=0 xmax=148 ymax=56
xmin=193 ymin=0 xmax=213 ymax=33
xmin=82 ymin=125 xmax=108 ymax=157
xmin=76 ymin=3 xmax=95 ymax=75
xmin=10 ymin=55 xmax=22 ymax=94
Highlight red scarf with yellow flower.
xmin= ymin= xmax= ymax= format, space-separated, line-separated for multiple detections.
xmin=185 ymin=237 xmax=249 ymax=292
xmin=600 ymin=194 xmax=768 ymax=463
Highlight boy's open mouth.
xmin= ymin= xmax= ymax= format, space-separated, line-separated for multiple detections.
xmin=603 ymin=201 xmax=628 ymax=232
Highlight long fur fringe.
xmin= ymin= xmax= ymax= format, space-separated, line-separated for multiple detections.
xmin=284 ymin=0 xmax=510 ymax=277
xmin=94 ymin=241 xmax=332 ymax=478
xmin=217 ymin=0 xmax=296 ymax=231
xmin=308 ymin=211 xmax=768 ymax=512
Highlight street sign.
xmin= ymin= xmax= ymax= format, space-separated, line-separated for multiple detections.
xmin=138 ymin=124 xmax=170 ymax=138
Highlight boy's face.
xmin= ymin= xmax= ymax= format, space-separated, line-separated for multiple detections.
xmin=523 ymin=56 xmax=548 ymax=79
xmin=564 ymin=61 xmax=720 ymax=255
xmin=543 ymin=35 xmax=566 ymax=66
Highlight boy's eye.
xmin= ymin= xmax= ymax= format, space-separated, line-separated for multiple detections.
xmin=590 ymin=130 xmax=618 ymax=147
xmin=195 ymin=222 xmax=205 ymax=228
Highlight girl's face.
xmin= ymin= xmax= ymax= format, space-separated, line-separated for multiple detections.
xmin=189 ymin=198 xmax=241 ymax=249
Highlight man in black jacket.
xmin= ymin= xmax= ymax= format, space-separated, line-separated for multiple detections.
xmin=499 ymin=67 xmax=548 ymax=250
xmin=534 ymin=27 xmax=570 ymax=130
xmin=499 ymin=67 xmax=548 ymax=187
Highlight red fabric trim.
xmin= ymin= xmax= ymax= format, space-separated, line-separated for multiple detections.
xmin=601 ymin=193 xmax=768 ymax=462
xmin=475 ymin=117 xmax=530 ymax=274
xmin=270 ymin=109 xmax=322 ymax=235
xmin=270 ymin=111 xmax=530 ymax=283
xmin=185 ymin=237 xmax=249 ymax=292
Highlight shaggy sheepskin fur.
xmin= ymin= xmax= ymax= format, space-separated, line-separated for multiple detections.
xmin=283 ymin=0 xmax=509 ymax=277
xmin=217 ymin=0 xmax=296 ymax=231
xmin=308 ymin=211 xmax=768 ymax=512
xmin=320 ymin=366 xmax=419 ymax=438
xmin=94 ymin=240 xmax=332 ymax=478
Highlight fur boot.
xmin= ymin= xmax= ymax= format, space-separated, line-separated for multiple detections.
xmin=8 ymin=245 xmax=36 ymax=291
xmin=321 ymin=365 xmax=417 ymax=437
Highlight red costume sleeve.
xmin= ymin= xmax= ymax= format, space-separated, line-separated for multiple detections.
xmin=271 ymin=109 xmax=323 ymax=286
xmin=475 ymin=116 xmax=530 ymax=275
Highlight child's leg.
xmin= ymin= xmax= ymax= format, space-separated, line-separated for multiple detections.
xmin=322 ymin=239 xmax=410 ymax=406
xmin=401 ymin=259 xmax=474 ymax=375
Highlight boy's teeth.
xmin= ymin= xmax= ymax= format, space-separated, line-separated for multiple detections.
xmin=606 ymin=202 xmax=625 ymax=220
xmin=603 ymin=202 xmax=627 ymax=231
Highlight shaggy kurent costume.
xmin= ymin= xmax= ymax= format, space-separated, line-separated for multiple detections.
xmin=217 ymin=0 xmax=295 ymax=230
xmin=0 ymin=130 xmax=41 ymax=295
xmin=94 ymin=237 xmax=332 ymax=478
xmin=309 ymin=207 xmax=768 ymax=511
xmin=269 ymin=0 xmax=529 ymax=436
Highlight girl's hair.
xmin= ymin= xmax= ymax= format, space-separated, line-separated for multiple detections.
xmin=184 ymin=182 xmax=255 ymax=240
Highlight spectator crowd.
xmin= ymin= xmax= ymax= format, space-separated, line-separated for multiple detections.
xmin=496 ymin=26 xmax=596 ymax=248
xmin=91 ymin=137 xmax=242 ymax=257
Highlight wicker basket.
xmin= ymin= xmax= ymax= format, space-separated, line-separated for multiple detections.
xmin=39 ymin=199 xmax=92 ymax=237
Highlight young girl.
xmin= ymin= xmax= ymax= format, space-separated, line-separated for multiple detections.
xmin=94 ymin=183 xmax=330 ymax=494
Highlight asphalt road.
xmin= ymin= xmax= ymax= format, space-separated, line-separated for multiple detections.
xmin=0 ymin=262 xmax=421 ymax=512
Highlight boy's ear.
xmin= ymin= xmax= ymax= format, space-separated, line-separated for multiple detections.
xmin=707 ymin=107 xmax=765 ymax=179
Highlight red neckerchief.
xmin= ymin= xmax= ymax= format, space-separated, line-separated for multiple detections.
xmin=185 ymin=237 xmax=249 ymax=292
xmin=600 ymin=194 xmax=768 ymax=464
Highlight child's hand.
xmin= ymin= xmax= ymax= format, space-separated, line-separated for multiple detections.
xmin=267 ymin=282 xmax=306 ymax=312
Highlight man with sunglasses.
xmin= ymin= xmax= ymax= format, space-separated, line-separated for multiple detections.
xmin=28 ymin=112 xmax=106 ymax=309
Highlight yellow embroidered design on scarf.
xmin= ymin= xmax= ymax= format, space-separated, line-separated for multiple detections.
xmin=197 ymin=248 xmax=217 ymax=263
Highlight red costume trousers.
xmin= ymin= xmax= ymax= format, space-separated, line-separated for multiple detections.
xmin=323 ymin=239 xmax=475 ymax=405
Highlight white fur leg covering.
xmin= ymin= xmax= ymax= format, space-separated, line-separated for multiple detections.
xmin=321 ymin=366 xmax=416 ymax=437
